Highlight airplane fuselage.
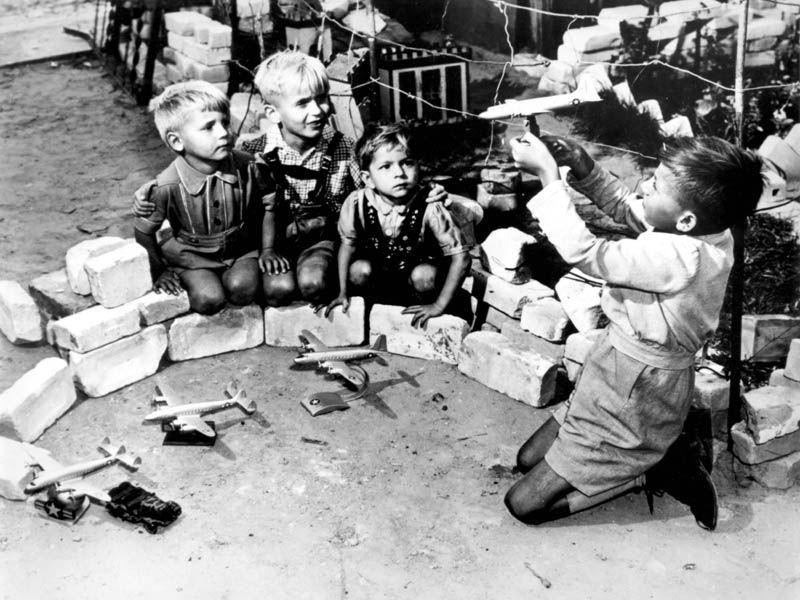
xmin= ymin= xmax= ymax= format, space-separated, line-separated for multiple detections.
xmin=25 ymin=456 xmax=120 ymax=494
xmin=294 ymin=349 xmax=380 ymax=365
xmin=144 ymin=399 xmax=239 ymax=423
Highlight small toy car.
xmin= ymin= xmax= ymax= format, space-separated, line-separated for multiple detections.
xmin=105 ymin=482 xmax=181 ymax=534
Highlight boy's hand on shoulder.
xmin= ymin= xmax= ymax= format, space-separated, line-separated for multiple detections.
xmin=425 ymin=183 xmax=451 ymax=207
xmin=259 ymin=249 xmax=291 ymax=275
xmin=322 ymin=294 xmax=350 ymax=317
xmin=508 ymin=133 xmax=560 ymax=186
xmin=154 ymin=270 xmax=183 ymax=295
xmin=541 ymin=135 xmax=595 ymax=181
xmin=402 ymin=303 xmax=444 ymax=328
xmin=132 ymin=179 xmax=158 ymax=217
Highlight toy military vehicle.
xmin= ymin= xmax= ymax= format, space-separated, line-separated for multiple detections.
xmin=105 ymin=482 xmax=181 ymax=533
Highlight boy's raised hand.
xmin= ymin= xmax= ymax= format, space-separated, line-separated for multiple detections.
xmin=541 ymin=135 xmax=595 ymax=181
xmin=508 ymin=133 xmax=560 ymax=186
xmin=154 ymin=270 xmax=183 ymax=295
xmin=424 ymin=182 xmax=451 ymax=207
xmin=402 ymin=303 xmax=444 ymax=328
xmin=132 ymin=179 xmax=158 ymax=217
xmin=259 ymin=248 xmax=291 ymax=275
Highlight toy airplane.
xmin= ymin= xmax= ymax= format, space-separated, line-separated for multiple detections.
xmin=295 ymin=330 xmax=387 ymax=387
xmin=25 ymin=438 xmax=142 ymax=507
xmin=478 ymin=77 xmax=602 ymax=120
xmin=144 ymin=381 xmax=257 ymax=439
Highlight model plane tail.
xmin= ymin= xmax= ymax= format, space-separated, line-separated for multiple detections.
xmin=152 ymin=385 xmax=170 ymax=406
xmin=371 ymin=335 xmax=387 ymax=353
xmin=98 ymin=438 xmax=141 ymax=470
xmin=234 ymin=390 xmax=257 ymax=414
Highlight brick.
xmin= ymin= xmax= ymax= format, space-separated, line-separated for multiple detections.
xmin=185 ymin=59 xmax=230 ymax=83
xmin=563 ymin=328 xmax=605 ymax=382
xmin=479 ymin=168 xmax=519 ymax=193
xmin=562 ymin=24 xmax=621 ymax=53
xmin=369 ymin=304 xmax=469 ymax=364
xmin=691 ymin=364 xmax=730 ymax=411
xmin=85 ymin=242 xmax=152 ymax=308
xmin=745 ymin=50 xmax=776 ymax=68
xmin=597 ymin=4 xmax=648 ymax=27
xmin=0 ymin=357 xmax=76 ymax=442
xmin=49 ymin=303 xmax=140 ymax=353
xmin=182 ymin=38 xmax=231 ymax=66
xmin=554 ymin=269 xmax=607 ymax=332
xmin=648 ymin=19 xmax=683 ymax=42
xmin=478 ymin=228 xmax=537 ymax=283
xmin=462 ymin=264 xmax=553 ymax=318
xmin=500 ymin=320 xmax=565 ymax=363
xmin=0 ymin=281 xmax=44 ymax=344
xmin=0 ymin=437 xmax=55 ymax=500
xmin=747 ymin=17 xmax=787 ymax=39
xmin=520 ymin=298 xmax=571 ymax=343
xmin=747 ymin=35 xmax=778 ymax=52
xmin=784 ymin=339 xmax=800 ymax=381
xmin=770 ymin=369 xmax=800 ymax=390
xmin=659 ymin=0 xmax=723 ymax=21
xmin=741 ymin=314 xmax=800 ymax=362
xmin=731 ymin=420 xmax=800 ymax=465
xmin=70 ymin=325 xmax=167 ymax=397
xmin=195 ymin=22 xmax=232 ymax=48
xmin=65 ymin=236 xmax=128 ymax=295
xmin=264 ymin=298 xmax=365 ymax=347
xmin=134 ymin=290 xmax=191 ymax=326
xmin=167 ymin=31 xmax=191 ymax=53
xmin=28 ymin=269 xmax=96 ymax=320
xmin=457 ymin=331 xmax=560 ymax=407
xmin=163 ymin=11 xmax=209 ymax=36
xmin=168 ymin=304 xmax=264 ymax=361
xmin=476 ymin=182 xmax=517 ymax=212
xmin=743 ymin=384 xmax=800 ymax=443
xmin=166 ymin=62 xmax=183 ymax=84
xmin=759 ymin=134 xmax=800 ymax=182
xmin=734 ymin=449 xmax=800 ymax=489
xmin=448 ymin=194 xmax=483 ymax=248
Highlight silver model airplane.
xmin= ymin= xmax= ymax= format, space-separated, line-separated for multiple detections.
xmin=295 ymin=330 xmax=387 ymax=387
xmin=24 ymin=438 xmax=141 ymax=505
xmin=478 ymin=76 xmax=602 ymax=120
xmin=143 ymin=381 xmax=257 ymax=438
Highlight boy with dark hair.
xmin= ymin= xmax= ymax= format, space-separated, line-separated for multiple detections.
xmin=503 ymin=133 xmax=763 ymax=530
xmin=326 ymin=124 xmax=471 ymax=327
xmin=133 ymin=81 xmax=272 ymax=315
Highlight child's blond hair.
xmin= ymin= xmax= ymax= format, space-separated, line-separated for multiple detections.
xmin=150 ymin=80 xmax=229 ymax=144
xmin=253 ymin=50 xmax=330 ymax=105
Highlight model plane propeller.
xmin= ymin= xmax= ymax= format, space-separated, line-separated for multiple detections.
xmin=478 ymin=76 xmax=602 ymax=120
xmin=24 ymin=438 xmax=141 ymax=506
xmin=295 ymin=330 xmax=387 ymax=387
xmin=143 ymin=381 xmax=257 ymax=438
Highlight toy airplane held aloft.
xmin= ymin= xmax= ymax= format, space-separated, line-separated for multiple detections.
xmin=25 ymin=438 xmax=141 ymax=521
xmin=478 ymin=77 xmax=602 ymax=120
xmin=144 ymin=381 xmax=257 ymax=439
xmin=295 ymin=330 xmax=387 ymax=387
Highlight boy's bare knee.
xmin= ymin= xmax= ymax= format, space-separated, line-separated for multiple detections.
xmin=297 ymin=270 xmax=328 ymax=302
xmin=225 ymin=274 xmax=258 ymax=305
xmin=189 ymin=289 xmax=226 ymax=315
xmin=263 ymin=275 xmax=296 ymax=307
xmin=349 ymin=260 xmax=372 ymax=287
xmin=409 ymin=264 xmax=437 ymax=294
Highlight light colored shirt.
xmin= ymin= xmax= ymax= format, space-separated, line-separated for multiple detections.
xmin=528 ymin=164 xmax=734 ymax=368
xmin=338 ymin=188 xmax=468 ymax=257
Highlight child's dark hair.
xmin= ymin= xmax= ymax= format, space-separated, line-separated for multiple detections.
xmin=355 ymin=123 xmax=416 ymax=170
xmin=659 ymin=136 xmax=764 ymax=233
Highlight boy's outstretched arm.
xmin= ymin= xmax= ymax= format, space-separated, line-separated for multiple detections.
xmin=403 ymin=251 xmax=470 ymax=328
xmin=508 ymin=133 xmax=560 ymax=185
xmin=324 ymin=242 xmax=356 ymax=317
xmin=133 ymin=229 xmax=182 ymax=294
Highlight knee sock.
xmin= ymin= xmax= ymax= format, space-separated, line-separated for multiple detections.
xmin=537 ymin=477 xmax=645 ymax=523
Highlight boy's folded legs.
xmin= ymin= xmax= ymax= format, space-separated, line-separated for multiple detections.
xmin=221 ymin=258 xmax=260 ymax=306
xmin=179 ymin=269 xmax=227 ymax=315
xmin=262 ymin=271 xmax=297 ymax=307
xmin=296 ymin=242 xmax=336 ymax=305
xmin=504 ymin=460 xmax=574 ymax=525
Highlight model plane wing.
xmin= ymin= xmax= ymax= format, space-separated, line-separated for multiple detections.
xmin=153 ymin=383 xmax=178 ymax=407
xmin=174 ymin=414 xmax=215 ymax=437
xmin=322 ymin=360 xmax=365 ymax=387
xmin=61 ymin=481 xmax=111 ymax=504
xmin=299 ymin=329 xmax=329 ymax=352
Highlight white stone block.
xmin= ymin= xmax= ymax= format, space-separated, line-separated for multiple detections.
xmin=264 ymin=298 xmax=365 ymax=347
xmin=562 ymin=24 xmax=621 ymax=53
xmin=731 ymin=421 xmax=800 ymax=465
xmin=784 ymin=339 xmax=800 ymax=381
xmin=49 ymin=303 xmax=140 ymax=353
xmin=369 ymin=304 xmax=469 ymax=364
xmin=597 ymin=4 xmax=649 ymax=27
xmin=0 ymin=437 xmax=55 ymax=500
xmin=659 ymin=0 xmax=722 ymax=21
xmin=478 ymin=228 xmax=537 ymax=283
xmin=520 ymin=298 xmax=571 ymax=343
xmin=747 ymin=17 xmax=787 ymax=39
xmin=554 ymin=269 xmax=607 ymax=332
xmin=85 ymin=242 xmax=152 ymax=308
xmin=196 ymin=22 xmax=232 ymax=47
xmin=166 ymin=63 xmax=183 ymax=84
xmin=462 ymin=265 xmax=553 ymax=318
xmin=743 ymin=384 xmax=800 ymax=443
xmin=29 ymin=269 xmax=96 ymax=319
xmin=0 ymin=281 xmax=44 ymax=344
xmin=734 ymin=449 xmax=800 ymax=489
xmin=134 ymin=290 xmax=191 ymax=326
xmin=500 ymin=320 xmax=565 ymax=363
xmin=745 ymin=50 xmax=776 ymax=68
xmin=648 ymin=19 xmax=683 ymax=42
xmin=183 ymin=38 xmax=231 ymax=66
xmin=457 ymin=331 xmax=560 ymax=407
xmin=475 ymin=182 xmax=517 ymax=212
xmin=537 ymin=60 xmax=576 ymax=94
xmin=563 ymin=328 xmax=605 ymax=382
xmin=479 ymin=168 xmax=520 ymax=193
xmin=742 ymin=314 xmax=800 ymax=362
xmin=167 ymin=31 xmax=191 ymax=53
xmin=770 ymin=368 xmax=800 ymax=390
xmin=65 ymin=236 xmax=128 ymax=295
xmin=70 ymin=325 xmax=167 ymax=397
xmin=691 ymin=365 xmax=730 ymax=411
xmin=168 ymin=304 xmax=264 ymax=361
xmin=0 ymin=357 xmax=76 ymax=442
xmin=185 ymin=59 xmax=230 ymax=83
xmin=747 ymin=35 xmax=778 ymax=52
xmin=163 ymin=11 xmax=209 ymax=35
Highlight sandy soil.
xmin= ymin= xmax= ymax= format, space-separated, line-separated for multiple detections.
xmin=1 ymin=17 xmax=800 ymax=600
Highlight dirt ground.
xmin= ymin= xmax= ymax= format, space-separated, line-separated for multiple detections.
xmin=2 ymin=9 xmax=800 ymax=600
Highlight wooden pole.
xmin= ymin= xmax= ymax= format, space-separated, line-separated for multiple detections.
xmin=728 ymin=0 xmax=750 ymax=444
